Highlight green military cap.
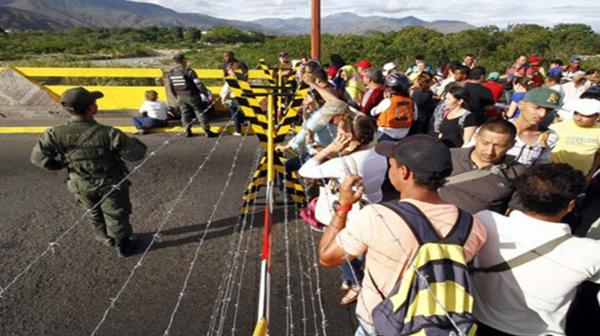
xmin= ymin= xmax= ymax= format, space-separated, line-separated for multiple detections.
xmin=60 ymin=87 xmax=103 ymax=114
xmin=523 ymin=88 xmax=561 ymax=109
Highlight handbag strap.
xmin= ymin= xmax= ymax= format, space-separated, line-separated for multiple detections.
xmin=471 ymin=235 xmax=571 ymax=273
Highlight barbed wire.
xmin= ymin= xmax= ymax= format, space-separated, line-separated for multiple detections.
xmin=162 ymin=123 xmax=251 ymax=335
xmin=205 ymin=148 xmax=262 ymax=336
xmin=0 ymin=104 xmax=216 ymax=300
xmin=89 ymin=116 xmax=231 ymax=336
xmin=282 ymin=174 xmax=295 ymax=336
xmin=291 ymin=199 xmax=309 ymax=336
xmin=298 ymin=201 xmax=322 ymax=336
xmin=215 ymin=160 xmax=262 ymax=336
xmin=229 ymin=198 xmax=260 ymax=335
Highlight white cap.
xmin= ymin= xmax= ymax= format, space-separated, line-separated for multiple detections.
xmin=563 ymin=98 xmax=600 ymax=116
xmin=382 ymin=62 xmax=396 ymax=76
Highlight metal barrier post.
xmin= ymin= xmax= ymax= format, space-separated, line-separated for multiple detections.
xmin=254 ymin=75 xmax=276 ymax=336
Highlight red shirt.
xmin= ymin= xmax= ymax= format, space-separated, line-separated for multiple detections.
xmin=360 ymin=86 xmax=385 ymax=114
xmin=483 ymin=81 xmax=504 ymax=102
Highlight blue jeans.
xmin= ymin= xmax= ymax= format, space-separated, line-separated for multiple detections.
xmin=340 ymin=257 xmax=364 ymax=286
xmin=229 ymin=106 xmax=244 ymax=133
xmin=354 ymin=320 xmax=374 ymax=336
xmin=132 ymin=116 xmax=167 ymax=129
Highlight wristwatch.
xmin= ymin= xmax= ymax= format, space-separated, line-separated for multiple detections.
xmin=333 ymin=201 xmax=352 ymax=214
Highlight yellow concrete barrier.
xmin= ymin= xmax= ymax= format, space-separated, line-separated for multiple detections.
xmin=17 ymin=67 xmax=164 ymax=78
xmin=16 ymin=67 xmax=272 ymax=80
xmin=46 ymin=85 xmax=167 ymax=110
xmin=2 ymin=67 xmax=274 ymax=111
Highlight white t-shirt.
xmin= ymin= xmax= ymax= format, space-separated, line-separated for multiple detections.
xmin=370 ymin=98 xmax=418 ymax=140
xmin=139 ymin=100 xmax=169 ymax=120
xmin=561 ymin=81 xmax=590 ymax=105
xmin=473 ymin=210 xmax=600 ymax=335
xmin=298 ymin=147 xmax=387 ymax=203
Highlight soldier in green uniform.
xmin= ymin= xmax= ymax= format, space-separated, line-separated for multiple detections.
xmin=31 ymin=87 xmax=147 ymax=257
xmin=167 ymin=53 xmax=218 ymax=138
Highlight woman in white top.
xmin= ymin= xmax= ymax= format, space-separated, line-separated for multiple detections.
xmin=298 ymin=113 xmax=387 ymax=203
xmin=298 ymin=112 xmax=387 ymax=305
xmin=133 ymin=90 xmax=171 ymax=134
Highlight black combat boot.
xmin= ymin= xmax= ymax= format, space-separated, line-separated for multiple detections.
xmin=205 ymin=129 xmax=219 ymax=138
xmin=185 ymin=126 xmax=193 ymax=138
xmin=115 ymin=237 xmax=135 ymax=258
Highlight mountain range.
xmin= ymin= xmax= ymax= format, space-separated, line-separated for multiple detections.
xmin=0 ymin=0 xmax=475 ymax=34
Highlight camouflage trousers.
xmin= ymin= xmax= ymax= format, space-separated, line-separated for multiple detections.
xmin=177 ymin=95 xmax=211 ymax=131
xmin=67 ymin=178 xmax=132 ymax=241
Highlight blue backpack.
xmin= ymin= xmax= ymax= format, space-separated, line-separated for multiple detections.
xmin=370 ymin=202 xmax=477 ymax=336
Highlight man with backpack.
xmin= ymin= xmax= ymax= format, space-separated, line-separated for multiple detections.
xmin=318 ymin=135 xmax=487 ymax=336
xmin=472 ymin=163 xmax=600 ymax=336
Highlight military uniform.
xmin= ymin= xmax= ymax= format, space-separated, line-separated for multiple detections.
xmin=31 ymin=120 xmax=147 ymax=246
xmin=167 ymin=64 xmax=214 ymax=135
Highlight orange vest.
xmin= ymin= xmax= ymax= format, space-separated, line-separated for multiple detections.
xmin=377 ymin=95 xmax=414 ymax=128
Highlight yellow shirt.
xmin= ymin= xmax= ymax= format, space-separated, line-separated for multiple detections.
xmin=550 ymin=120 xmax=600 ymax=174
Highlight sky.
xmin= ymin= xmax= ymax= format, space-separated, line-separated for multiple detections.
xmin=133 ymin=0 xmax=600 ymax=30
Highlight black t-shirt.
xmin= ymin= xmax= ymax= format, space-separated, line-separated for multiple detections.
xmin=411 ymin=89 xmax=436 ymax=121
xmin=439 ymin=112 xmax=476 ymax=148
xmin=465 ymin=82 xmax=494 ymax=125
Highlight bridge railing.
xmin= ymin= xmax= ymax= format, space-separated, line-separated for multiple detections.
xmin=3 ymin=67 xmax=272 ymax=111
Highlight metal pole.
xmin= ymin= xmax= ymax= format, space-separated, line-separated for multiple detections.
xmin=311 ymin=0 xmax=321 ymax=60
xmin=254 ymin=77 xmax=275 ymax=336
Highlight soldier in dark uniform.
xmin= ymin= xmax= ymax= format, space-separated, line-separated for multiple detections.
xmin=167 ymin=53 xmax=218 ymax=138
xmin=31 ymin=87 xmax=147 ymax=257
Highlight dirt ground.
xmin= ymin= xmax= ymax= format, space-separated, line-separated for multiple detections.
xmin=0 ymin=133 xmax=358 ymax=336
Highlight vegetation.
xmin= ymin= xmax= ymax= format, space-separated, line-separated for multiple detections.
xmin=1 ymin=24 xmax=599 ymax=72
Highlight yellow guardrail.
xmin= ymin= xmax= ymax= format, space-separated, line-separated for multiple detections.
xmin=16 ymin=67 xmax=164 ymax=78
xmin=46 ymin=85 xmax=168 ymax=111
xmin=2 ymin=67 xmax=273 ymax=110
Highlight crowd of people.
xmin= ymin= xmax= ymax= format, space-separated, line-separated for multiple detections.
xmin=30 ymin=48 xmax=600 ymax=335
xmin=274 ymin=52 xmax=600 ymax=335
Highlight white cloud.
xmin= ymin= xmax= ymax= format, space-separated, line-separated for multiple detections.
xmin=132 ymin=0 xmax=600 ymax=29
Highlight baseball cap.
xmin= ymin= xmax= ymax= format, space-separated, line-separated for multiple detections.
xmin=528 ymin=55 xmax=542 ymax=65
xmin=60 ymin=87 xmax=103 ymax=114
xmin=487 ymin=72 xmax=500 ymax=81
xmin=523 ymin=88 xmax=561 ymax=110
xmin=279 ymin=51 xmax=289 ymax=57
xmin=311 ymin=100 xmax=352 ymax=129
xmin=563 ymin=98 xmax=600 ymax=116
xmin=569 ymin=56 xmax=582 ymax=63
xmin=573 ymin=70 xmax=586 ymax=79
xmin=355 ymin=59 xmax=372 ymax=69
xmin=328 ymin=67 xmax=338 ymax=78
xmin=375 ymin=135 xmax=452 ymax=179
xmin=382 ymin=62 xmax=396 ymax=76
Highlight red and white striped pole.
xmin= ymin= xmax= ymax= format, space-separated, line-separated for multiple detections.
xmin=253 ymin=80 xmax=276 ymax=336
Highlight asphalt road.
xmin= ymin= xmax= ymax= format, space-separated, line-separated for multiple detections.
xmin=0 ymin=133 xmax=358 ymax=336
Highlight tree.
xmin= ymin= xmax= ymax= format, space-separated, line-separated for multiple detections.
xmin=169 ymin=26 xmax=184 ymax=41
xmin=184 ymin=27 xmax=202 ymax=43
